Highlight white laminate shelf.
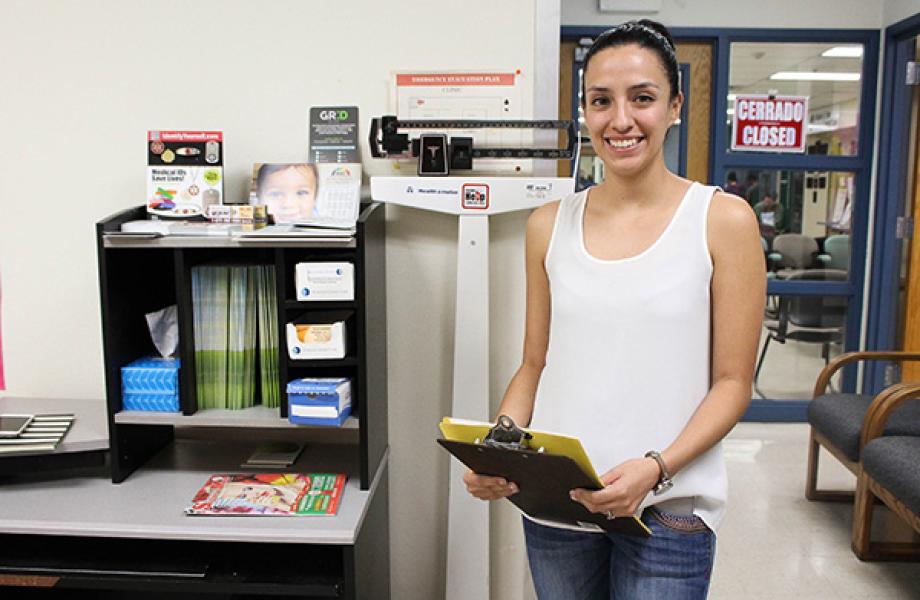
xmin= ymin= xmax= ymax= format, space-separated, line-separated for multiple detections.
xmin=0 ymin=439 xmax=385 ymax=545
xmin=103 ymin=235 xmax=355 ymax=249
xmin=114 ymin=406 xmax=358 ymax=430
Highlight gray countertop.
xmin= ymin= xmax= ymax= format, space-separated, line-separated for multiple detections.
xmin=0 ymin=397 xmax=380 ymax=545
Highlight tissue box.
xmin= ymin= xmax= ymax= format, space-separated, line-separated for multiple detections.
xmin=286 ymin=313 xmax=348 ymax=360
xmin=121 ymin=357 xmax=180 ymax=412
xmin=287 ymin=378 xmax=352 ymax=426
xmin=295 ymin=262 xmax=354 ymax=301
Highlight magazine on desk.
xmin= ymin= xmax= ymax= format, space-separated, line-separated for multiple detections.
xmin=185 ymin=473 xmax=346 ymax=516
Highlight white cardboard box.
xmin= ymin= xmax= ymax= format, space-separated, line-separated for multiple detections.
xmin=295 ymin=262 xmax=354 ymax=301
xmin=286 ymin=320 xmax=347 ymax=359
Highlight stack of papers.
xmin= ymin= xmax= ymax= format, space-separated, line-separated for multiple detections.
xmin=191 ymin=265 xmax=279 ymax=410
xmin=0 ymin=414 xmax=75 ymax=455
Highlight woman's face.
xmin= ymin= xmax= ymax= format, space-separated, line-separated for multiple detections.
xmin=260 ymin=166 xmax=317 ymax=223
xmin=582 ymin=44 xmax=681 ymax=179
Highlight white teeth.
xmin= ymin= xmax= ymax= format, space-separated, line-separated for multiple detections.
xmin=607 ymin=138 xmax=639 ymax=149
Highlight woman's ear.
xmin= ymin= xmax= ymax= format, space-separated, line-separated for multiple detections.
xmin=669 ymin=91 xmax=684 ymax=124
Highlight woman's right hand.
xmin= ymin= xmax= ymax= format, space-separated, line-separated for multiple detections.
xmin=463 ymin=469 xmax=519 ymax=500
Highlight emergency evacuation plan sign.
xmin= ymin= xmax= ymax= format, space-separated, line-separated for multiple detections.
xmin=731 ymin=94 xmax=809 ymax=154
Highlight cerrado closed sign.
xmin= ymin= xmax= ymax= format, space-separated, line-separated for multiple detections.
xmin=731 ymin=95 xmax=809 ymax=154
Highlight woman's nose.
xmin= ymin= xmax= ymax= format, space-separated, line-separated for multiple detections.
xmin=609 ymin=102 xmax=633 ymax=132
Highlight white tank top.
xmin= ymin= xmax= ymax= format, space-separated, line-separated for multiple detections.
xmin=529 ymin=182 xmax=727 ymax=532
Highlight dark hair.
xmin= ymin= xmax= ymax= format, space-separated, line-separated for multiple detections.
xmin=580 ymin=19 xmax=679 ymax=103
xmin=726 ymin=171 xmax=738 ymax=182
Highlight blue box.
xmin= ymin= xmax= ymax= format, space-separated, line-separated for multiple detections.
xmin=121 ymin=357 xmax=180 ymax=412
xmin=287 ymin=377 xmax=351 ymax=426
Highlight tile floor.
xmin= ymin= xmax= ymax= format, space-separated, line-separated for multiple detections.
xmin=712 ymin=423 xmax=920 ymax=599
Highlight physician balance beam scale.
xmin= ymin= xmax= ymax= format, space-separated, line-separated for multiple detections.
xmin=370 ymin=176 xmax=574 ymax=600
xmin=369 ymin=114 xmax=578 ymax=600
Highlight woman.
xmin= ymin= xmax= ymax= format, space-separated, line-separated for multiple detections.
xmin=463 ymin=20 xmax=765 ymax=599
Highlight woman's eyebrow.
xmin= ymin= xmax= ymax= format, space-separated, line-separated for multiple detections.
xmin=586 ymin=82 xmax=661 ymax=93
xmin=629 ymin=81 xmax=660 ymax=91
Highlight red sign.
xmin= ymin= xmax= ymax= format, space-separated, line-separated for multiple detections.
xmin=395 ymin=73 xmax=516 ymax=87
xmin=731 ymin=95 xmax=809 ymax=153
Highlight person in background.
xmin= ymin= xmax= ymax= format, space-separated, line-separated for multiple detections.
xmin=753 ymin=190 xmax=784 ymax=241
xmin=724 ymin=171 xmax=745 ymax=197
xmin=463 ymin=19 xmax=764 ymax=600
xmin=744 ymin=173 xmax=761 ymax=207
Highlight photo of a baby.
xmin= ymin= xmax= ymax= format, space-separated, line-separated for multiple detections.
xmin=251 ymin=163 xmax=319 ymax=224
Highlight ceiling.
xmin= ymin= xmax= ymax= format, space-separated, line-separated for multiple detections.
xmin=728 ymin=42 xmax=863 ymax=114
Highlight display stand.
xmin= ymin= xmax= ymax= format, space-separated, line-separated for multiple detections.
xmin=17 ymin=202 xmax=392 ymax=599
xmin=371 ymin=176 xmax=574 ymax=600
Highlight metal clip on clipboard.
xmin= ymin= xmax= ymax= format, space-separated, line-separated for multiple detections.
xmin=482 ymin=415 xmax=533 ymax=451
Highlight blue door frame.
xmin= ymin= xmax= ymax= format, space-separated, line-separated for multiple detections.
xmin=562 ymin=26 xmax=880 ymax=422
xmin=865 ymin=13 xmax=920 ymax=394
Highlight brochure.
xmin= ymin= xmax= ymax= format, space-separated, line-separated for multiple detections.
xmin=147 ymin=131 xmax=223 ymax=218
xmin=185 ymin=473 xmax=346 ymax=516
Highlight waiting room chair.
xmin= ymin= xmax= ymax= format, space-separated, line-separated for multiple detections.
xmin=817 ymin=234 xmax=850 ymax=272
xmin=768 ymin=233 xmax=820 ymax=274
xmin=806 ymin=352 xmax=920 ymax=504
xmin=753 ymin=269 xmax=847 ymax=399
xmin=850 ymin=382 xmax=920 ymax=560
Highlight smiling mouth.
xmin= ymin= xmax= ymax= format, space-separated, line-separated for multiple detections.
xmin=605 ymin=137 xmax=644 ymax=150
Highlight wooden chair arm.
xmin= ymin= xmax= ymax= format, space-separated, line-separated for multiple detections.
xmin=859 ymin=382 xmax=920 ymax=450
xmin=812 ymin=351 xmax=920 ymax=399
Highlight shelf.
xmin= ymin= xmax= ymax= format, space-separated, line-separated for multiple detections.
xmin=103 ymin=235 xmax=356 ymax=249
xmin=287 ymin=357 xmax=359 ymax=368
xmin=114 ymin=406 xmax=359 ymax=430
xmin=284 ymin=300 xmax=355 ymax=311
xmin=0 ymin=439 xmax=384 ymax=545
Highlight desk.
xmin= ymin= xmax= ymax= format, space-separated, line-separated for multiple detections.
xmin=0 ymin=399 xmax=389 ymax=598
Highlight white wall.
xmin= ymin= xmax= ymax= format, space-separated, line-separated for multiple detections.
xmin=883 ymin=0 xmax=919 ymax=27
xmin=562 ymin=0 xmax=882 ymax=28
xmin=0 ymin=2 xmax=545 ymax=600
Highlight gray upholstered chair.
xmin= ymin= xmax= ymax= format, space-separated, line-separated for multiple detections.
xmin=768 ymin=233 xmax=820 ymax=273
xmin=806 ymin=352 xmax=920 ymax=503
xmin=850 ymin=382 xmax=920 ymax=560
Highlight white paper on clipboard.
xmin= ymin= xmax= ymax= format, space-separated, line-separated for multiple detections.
xmin=391 ymin=71 xmax=531 ymax=174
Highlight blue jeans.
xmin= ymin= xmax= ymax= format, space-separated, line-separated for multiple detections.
xmin=523 ymin=507 xmax=716 ymax=600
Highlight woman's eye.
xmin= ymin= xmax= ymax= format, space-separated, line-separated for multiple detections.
xmin=589 ymin=96 xmax=609 ymax=106
xmin=635 ymin=94 xmax=655 ymax=103
xmin=297 ymin=189 xmax=313 ymax=197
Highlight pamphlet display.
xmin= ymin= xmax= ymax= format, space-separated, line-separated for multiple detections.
xmin=309 ymin=106 xmax=360 ymax=163
xmin=147 ymin=131 xmax=223 ymax=217
xmin=191 ymin=265 xmax=280 ymax=409
xmin=186 ymin=473 xmax=346 ymax=516
xmin=285 ymin=313 xmax=348 ymax=360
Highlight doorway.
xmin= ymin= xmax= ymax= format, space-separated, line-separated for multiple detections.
xmin=867 ymin=14 xmax=920 ymax=392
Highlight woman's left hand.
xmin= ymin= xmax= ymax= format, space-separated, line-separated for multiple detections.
xmin=569 ymin=457 xmax=661 ymax=518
